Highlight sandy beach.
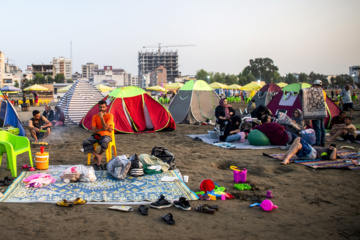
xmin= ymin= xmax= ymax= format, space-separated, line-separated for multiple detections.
xmin=0 ymin=101 xmax=359 ymax=240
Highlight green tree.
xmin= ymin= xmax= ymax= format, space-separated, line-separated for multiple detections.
xmin=224 ymin=74 xmax=238 ymax=85
xmin=33 ymin=73 xmax=45 ymax=84
xmin=298 ymin=73 xmax=308 ymax=83
xmin=213 ymin=72 xmax=224 ymax=83
xmin=284 ymin=74 xmax=298 ymax=84
xmin=55 ymin=73 xmax=65 ymax=83
xmin=195 ymin=69 xmax=210 ymax=82
xmin=46 ymin=75 xmax=54 ymax=83
xmin=67 ymin=79 xmax=74 ymax=83
xmin=14 ymin=81 xmax=19 ymax=87
xmin=243 ymin=58 xmax=280 ymax=83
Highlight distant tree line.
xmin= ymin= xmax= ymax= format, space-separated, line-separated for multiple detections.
xmin=195 ymin=57 xmax=355 ymax=88
xmin=15 ymin=73 xmax=74 ymax=88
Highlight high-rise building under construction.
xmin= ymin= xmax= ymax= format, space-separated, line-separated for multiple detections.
xmin=138 ymin=50 xmax=179 ymax=87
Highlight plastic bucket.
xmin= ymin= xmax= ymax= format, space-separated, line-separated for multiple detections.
xmin=208 ymin=130 xmax=219 ymax=139
xmin=35 ymin=152 xmax=49 ymax=170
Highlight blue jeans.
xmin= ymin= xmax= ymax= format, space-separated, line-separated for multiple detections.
xmin=225 ymin=134 xmax=241 ymax=142
xmin=312 ymin=119 xmax=325 ymax=146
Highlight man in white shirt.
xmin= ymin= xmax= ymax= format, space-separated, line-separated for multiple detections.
xmin=340 ymin=85 xmax=353 ymax=119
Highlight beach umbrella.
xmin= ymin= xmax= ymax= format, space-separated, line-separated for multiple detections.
xmin=57 ymin=84 xmax=73 ymax=93
xmin=227 ymin=84 xmax=242 ymax=90
xmin=276 ymin=82 xmax=288 ymax=88
xmin=210 ymin=82 xmax=229 ymax=89
xmin=23 ymin=84 xmax=48 ymax=91
xmin=240 ymin=82 xmax=262 ymax=91
xmin=164 ymin=82 xmax=184 ymax=90
xmin=1 ymin=86 xmax=22 ymax=92
xmin=146 ymin=86 xmax=166 ymax=92
xmin=96 ymin=84 xmax=114 ymax=93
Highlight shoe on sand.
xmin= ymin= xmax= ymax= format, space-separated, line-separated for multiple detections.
xmin=150 ymin=194 xmax=172 ymax=209
xmin=173 ymin=197 xmax=191 ymax=211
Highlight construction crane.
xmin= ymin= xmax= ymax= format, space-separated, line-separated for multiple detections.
xmin=143 ymin=43 xmax=195 ymax=54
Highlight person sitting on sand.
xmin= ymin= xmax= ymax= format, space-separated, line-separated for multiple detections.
xmin=28 ymin=110 xmax=52 ymax=143
xmin=42 ymin=104 xmax=54 ymax=122
xmin=331 ymin=111 xmax=346 ymax=128
xmin=219 ymin=115 xmax=241 ymax=142
xmin=251 ymin=105 xmax=273 ymax=120
xmin=253 ymin=114 xmax=294 ymax=146
xmin=215 ymin=98 xmax=238 ymax=124
xmin=326 ymin=117 xmax=357 ymax=143
xmin=292 ymin=109 xmax=304 ymax=130
xmin=82 ymin=100 xmax=114 ymax=170
xmin=52 ymin=106 xmax=65 ymax=127
xmin=275 ymin=137 xmax=337 ymax=165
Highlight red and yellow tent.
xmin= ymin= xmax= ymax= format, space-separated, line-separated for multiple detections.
xmin=80 ymin=86 xmax=175 ymax=133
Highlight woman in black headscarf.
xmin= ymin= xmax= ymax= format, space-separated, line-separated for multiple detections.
xmin=215 ymin=98 xmax=236 ymax=124
xmin=250 ymin=105 xmax=272 ymax=120
xmin=292 ymin=108 xmax=304 ymax=129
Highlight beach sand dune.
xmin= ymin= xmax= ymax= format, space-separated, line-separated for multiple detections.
xmin=0 ymin=103 xmax=359 ymax=240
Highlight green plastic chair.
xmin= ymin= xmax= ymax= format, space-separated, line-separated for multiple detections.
xmin=159 ymin=97 xmax=164 ymax=104
xmin=234 ymin=97 xmax=241 ymax=103
xmin=0 ymin=131 xmax=33 ymax=177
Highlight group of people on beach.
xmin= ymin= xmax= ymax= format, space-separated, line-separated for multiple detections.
xmin=215 ymin=80 xmax=358 ymax=165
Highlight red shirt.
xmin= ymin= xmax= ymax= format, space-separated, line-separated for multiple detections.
xmin=92 ymin=113 xmax=114 ymax=136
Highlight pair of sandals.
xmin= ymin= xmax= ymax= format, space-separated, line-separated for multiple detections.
xmin=137 ymin=205 xmax=174 ymax=225
xmin=93 ymin=163 xmax=107 ymax=171
xmin=0 ymin=177 xmax=13 ymax=186
xmin=56 ymin=198 xmax=87 ymax=207
xmin=195 ymin=204 xmax=219 ymax=214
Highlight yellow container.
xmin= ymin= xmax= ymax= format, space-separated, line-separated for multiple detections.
xmin=35 ymin=152 xmax=49 ymax=170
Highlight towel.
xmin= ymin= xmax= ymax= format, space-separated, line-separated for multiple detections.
xmin=301 ymin=88 xmax=326 ymax=119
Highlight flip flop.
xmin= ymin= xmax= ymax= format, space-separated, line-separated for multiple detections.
xmin=138 ymin=205 xmax=148 ymax=215
xmin=71 ymin=197 xmax=87 ymax=205
xmin=195 ymin=205 xmax=216 ymax=214
xmin=56 ymin=199 xmax=74 ymax=207
xmin=162 ymin=213 xmax=175 ymax=225
xmin=203 ymin=204 xmax=220 ymax=211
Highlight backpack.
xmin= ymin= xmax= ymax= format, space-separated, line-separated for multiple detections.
xmin=151 ymin=146 xmax=176 ymax=170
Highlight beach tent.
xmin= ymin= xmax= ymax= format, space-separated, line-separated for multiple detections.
xmin=146 ymin=86 xmax=166 ymax=92
xmin=168 ymin=80 xmax=220 ymax=124
xmin=227 ymin=84 xmax=242 ymax=90
xmin=240 ymin=82 xmax=262 ymax=91
xmin=57 ymin=80 xmax=103 ymax=124
xmin=267 ymin=82 xmax=340 ymax=128
xmin=96 ymin=84 xmax=113 ymax=93
xmin=0 ymin=98 xmax=25 ymax=136
xmin=210 ymin=82 xmax=229 ymax=89
xmin=81 ymin=86 xmax=175 ymax=133
xmin=276 ymin=82 xmax=288 ymax=88
xmin=164 ymin=82 xmax=184 ymax=90
xmin=23 ymin=84 xmax=48 ymax=91
xmin=247 ymin=83 xmax=281 ymax=109
xmin=57 ymin=84 xmax=73 ymax=93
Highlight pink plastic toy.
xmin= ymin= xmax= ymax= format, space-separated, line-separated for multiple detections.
xmin=29 ymin=167 xmax=36 ymax=171
xmin=250 ymin=199 xmax=278 ymax=211
xmin=266 ymin=191 xmax=274 ymax=198
xmin=230 ymin=166 xmax=247 ymax=183
xmin=221 ymin=194 xmax=226 ymax=201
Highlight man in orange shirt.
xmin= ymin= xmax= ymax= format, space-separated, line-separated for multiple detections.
xmin=82 ymin=100 xmax=114 ymax=170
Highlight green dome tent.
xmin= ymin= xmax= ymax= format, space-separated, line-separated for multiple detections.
xmin=168 ymin=80 xmax=220 ymax=124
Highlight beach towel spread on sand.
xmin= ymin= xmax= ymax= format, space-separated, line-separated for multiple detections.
xmin=301 ymin=88 xmax=326 ymax=120
xmin=0 ymin=168 xmax=198 ymax=204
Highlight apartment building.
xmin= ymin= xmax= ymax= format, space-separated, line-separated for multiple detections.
xmin=149 ymin=66 xmax=167 ymax=86
xmin=138 ymin=50 xmax=179 ymax=86
xmin=32 ymin=64 xmax=54 ymax=77
xmin=349 ymin=65 xmax=360 ymax=83
xmin=0 ymin=51 xmax=5 ymax=87
xmin=52 ymin=57 xmax=72 ymax=80
xmin=93 ymin=66 xmax=127 ymax=87
xmin=25 ymin=65 xmax=33 ymax=80
xmin=82 ymin=62 xmax=98 ymax=79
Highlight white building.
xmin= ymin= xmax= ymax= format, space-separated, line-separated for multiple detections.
xmin=52 ymin=57 xmax=72 ymax=80
xmin=82 ymin=62 xmax=98 ymax=79
xmin=349 ymin=65 xmax=360 ymax=83
xmin=93 ymin=66 xmax=127 ymax=87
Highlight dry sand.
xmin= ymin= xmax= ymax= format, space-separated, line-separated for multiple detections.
xmin=0 ymin=102 xmax=359 ymax=240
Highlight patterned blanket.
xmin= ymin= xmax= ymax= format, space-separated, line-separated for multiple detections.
xmin=0 ymin=169 xmax=198 ymax=204
xmin=301 ymin=88 xmax=327 ymax=119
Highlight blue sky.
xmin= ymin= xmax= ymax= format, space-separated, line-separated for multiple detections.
xmin=1 ymin=0 xmax=359 ymax=76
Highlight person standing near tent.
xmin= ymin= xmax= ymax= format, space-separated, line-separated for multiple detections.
xmin=28 ymin=110 xmax=52 ymax=143
xmin=82 ymin=100 xmax=114 ymax=170
xmin=340 ymin=85 xmax=354 ymax=119
xmin=310 ymin=80 xmax=326 ymax=147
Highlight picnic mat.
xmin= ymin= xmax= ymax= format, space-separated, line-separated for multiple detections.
xmin=265 ymin=150 xmax=360 ymax=170
xmin=187 ymin=134 xmax=281 ymax=150
xmin=0 ymin=169 xmax=198 ymax=204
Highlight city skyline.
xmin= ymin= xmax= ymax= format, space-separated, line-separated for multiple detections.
xmin=1 ymin=0 xmax=359 ymax=77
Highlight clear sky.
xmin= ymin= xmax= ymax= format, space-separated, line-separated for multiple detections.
xmin=1 ymin=0 xmax=359 ymax=76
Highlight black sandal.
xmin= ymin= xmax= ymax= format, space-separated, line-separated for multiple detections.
xmin=195 ymin=205 xmax=216 ymax=214
xmin=162 ymin=213 xmax=175 ymax=225
xmin=138 ymin=205 xmax=148 ymax=215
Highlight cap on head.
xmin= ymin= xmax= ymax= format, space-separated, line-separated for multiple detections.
xmin=313 ymin=80 xmax=322 ymax=86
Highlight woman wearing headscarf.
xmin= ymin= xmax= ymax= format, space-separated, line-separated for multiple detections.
xmin=292 ymin=108 xmax=304 ymax=129
xmin=52 ymin=106 xmax=65 ymax=126
xmin=215 ymin=98 xmax=236 ymax=124
xmin=250 ymin=105 xmax=272 ymax=120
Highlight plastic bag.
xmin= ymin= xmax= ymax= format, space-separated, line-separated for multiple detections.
xmin=301 ymin=129 xmax=316 ymax=145
xmin=106 ymin=155 xmax=131 ymax=180
xmin=60 ymin=165 xmax=96 ymax=182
